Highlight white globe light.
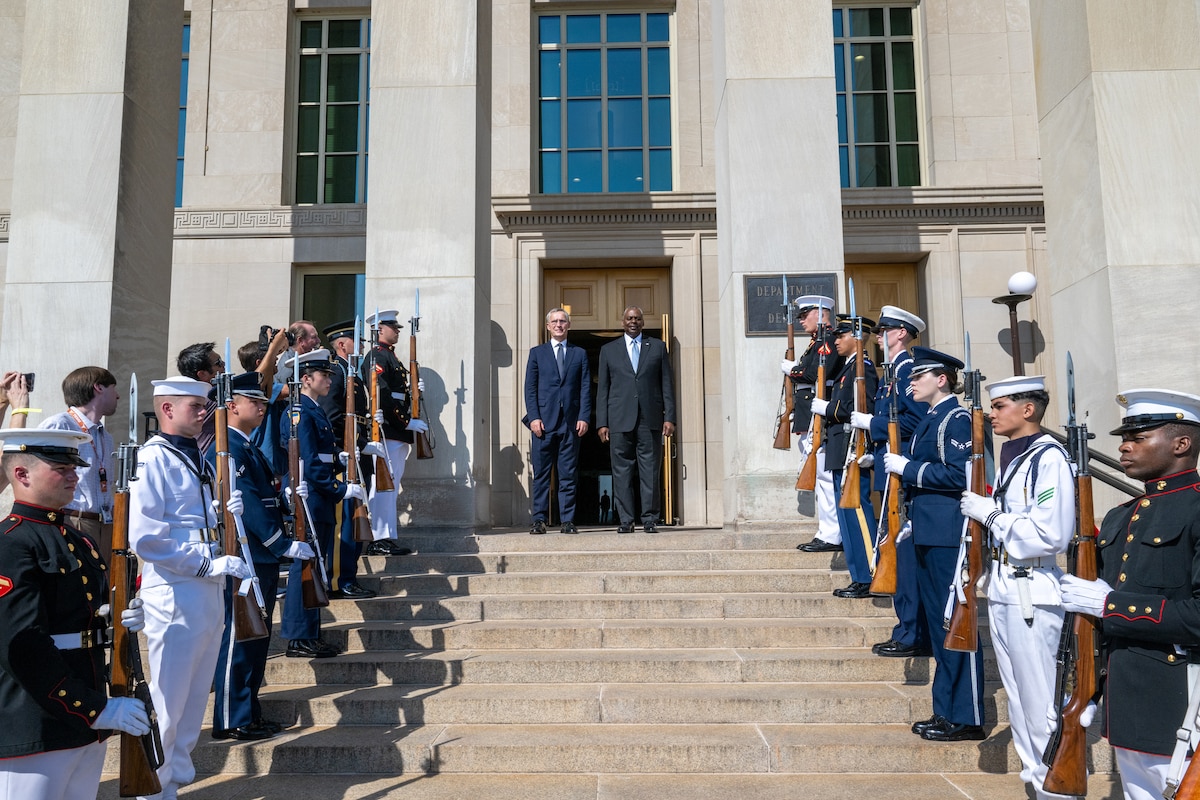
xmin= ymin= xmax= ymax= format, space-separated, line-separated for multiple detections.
xmin=1008 ymin=271 xmax=1037 ymax=294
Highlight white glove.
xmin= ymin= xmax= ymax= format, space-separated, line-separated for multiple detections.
xmin=225 ymin=489 xmax=244 ymax=517
xmin=283 ymin=480 xmax=310 ymax=503
xmin=285 ymin=541 xmax=315 ymax=561
xmin=417 ymin=378 xmax=426 ymax=393
xmin=406 ymin=418 xmax=429 ymax=434
xmin=361 ymin=441 xmax=386 ymax=459
xmin=91 ymin=697 xmax=151 ymax=736
xmin=343 ymin=483 xmax=366 ymax=502
xmin=850 ymin=411 xmax=873 ymax=431
xmin=896 ymin=520 xmax=913 ymax=543
xmin=120 ymin=598 xmax=145 ymax=633
xmin=373 ymin=409 xmax=385 ymax=425
xmin=780 ymin=359 xmax=799 ymax=375
xmin=338 ymin=451 xmax=350 ymax=466
xmin=207 ymin=555 xmax=251 ymax=581
xmin=883 ymin=453 xmax=910 ymax=476
xmin=1045 ymin=700 xmax=1097 ymax=736
xmin=857 ymin=453 xmax=874 ymax=469
xmin=809 ymin=398 xmax=829 ymax=416
xmin=1060 ymin=574 xmax=1113 ymax=617
xmin=959 ymin=491 xmax=997 ymax=525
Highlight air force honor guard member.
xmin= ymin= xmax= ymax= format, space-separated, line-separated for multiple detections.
xmin=130 ymin=377 xmax=252 ymax=800
xmin=1060 ymin=389 xmax=1200 ymax=800
xmin=0 ymin=429 xmax=150 ymax=800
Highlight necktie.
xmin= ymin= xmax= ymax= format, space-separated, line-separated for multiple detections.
xmin=556 ymin=342 xmax=565 ymax=379
xmin=630 ymin=338 xmax=640 ymax=371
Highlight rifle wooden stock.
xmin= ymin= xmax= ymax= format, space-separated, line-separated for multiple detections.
xmin=795 ymin=347 xmax=826 ymax=491
xmin=369 ymin=363 xmax=396 ymax=491
xmin=288 ymin=425 xmax=329 ymax=609
xmin=214 ymin=406 xmax=270 ymax=642
xmin=838 ymin=337 xmax=867 ymax=509
xmin=870 ymin=418 xmax=902 ymax=595
xmin=344 ymin=368 xmax=373 ymax=543
xmin=1176 ymin=757 xmax=1200 ymax=800
xmin=944 ymin=396 xmax=986 ymax=652
xmin=773 ymin=319 xmax=796 ymax=450
xmin=410 ymin=333 xmax=434 ymax=460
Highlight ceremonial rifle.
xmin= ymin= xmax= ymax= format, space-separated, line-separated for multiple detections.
xmin=795 ymin=299 xmax=828 ymax=491
xmin=368 ymin=312 xmax=396 ymax=491
xmin=410 ymin=289 xmax=435 ymax=460
xmin=944 ymin=333 xmax=986 ymax=652
xmin=213 ymin=340 xmax=270 ymax=642
xmin=773 ymin=276 xmax=795 ymax=451
xmin=1042 ymin=351 xmax=1098 ymax=796
xmin=870 ymin=330 xmax=901 ymax=595
xmin=288 ymin=356 xmax=329 ymax=609
xmin=839 ymin=278 xmax=868 ymax=509
xmin=109 ymin=374 xmax=165 ymax=797
xmin=345 ymin=317 xmax=373 ymax=542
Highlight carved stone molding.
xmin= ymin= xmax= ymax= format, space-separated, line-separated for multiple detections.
xmin=841 ymin=186 xmax=1045 ymax=226
xmin=493 ymin=193 xmax=718 ymax=233
xmin=173 ymin=205 xmax=367 ymax=238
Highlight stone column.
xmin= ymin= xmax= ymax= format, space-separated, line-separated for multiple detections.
xmin=712 ymin=0 xmax=846 ymax=522
xmin=0 ymin=1 xmax=181 ymax=419
xmin=1032 ymin=2 xmax=1200 ymax=441
xmin=365 ymin=2 xmax=485 ymax=527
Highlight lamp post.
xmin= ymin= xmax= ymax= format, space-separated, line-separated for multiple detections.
xmin=992 ymin=271 xmax=1037 ymax=376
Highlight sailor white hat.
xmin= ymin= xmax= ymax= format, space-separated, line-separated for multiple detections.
xmin=987 ymin=375 xmax=1046 ymax=401
xmin=152 ymin=376 xmax=212 ymax=398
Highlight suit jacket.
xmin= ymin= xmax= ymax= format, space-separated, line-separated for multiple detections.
xmin=596 ymin=335 xmax=675 ymax=433
xmin=523 ymin=339 xmax=592 ymax=433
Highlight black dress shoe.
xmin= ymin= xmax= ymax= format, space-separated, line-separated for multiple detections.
xmin=365 ymin=541 xmax=412 ymax=556
xmin=920 ymin=721 xmax=987 ymax=742
xmin=212 ymin=725 xmax=273 ymax=741
xmin=251 ymin=718 xmax=283 ymax=734
xmin=871 ymin=639 xmax=896 ymax=655
xmin=560 ymin=521 xmax=579 ymax=534
xmin=617 ymin=524 xmax=633 ymax=533
xmin=876 ymin=640 xmax=933 ymax=658
xmin=331 ymin=582 xmax=376 ymax=600
xmin=530 ymin=520 xmax=547 ymax=535
xmin=643 ymin=524 xmax=658 ymax=533
xmin=833 ymin=581 xmax=872 ymax=598
xmin=798 ymin=538 xmax=842 ymax=553
xmin=286 ymin=639 xmax=336 ymax=658
xmin=910 ymin=715 xmax=946 ymax=735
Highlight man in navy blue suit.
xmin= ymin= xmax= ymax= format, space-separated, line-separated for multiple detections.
xmin=524 ymin=308 xmax=592 ymax=534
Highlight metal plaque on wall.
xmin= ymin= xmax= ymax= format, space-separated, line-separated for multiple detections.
xmin=744 ymin=274 xmax=839 ymax=337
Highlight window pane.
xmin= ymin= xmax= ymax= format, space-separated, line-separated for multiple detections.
xmin=649 ymin=148 xmax=671 ymax=190
xmin=894 ymin=92 xmax=918 ymax=141
xmin=300 ymin=20 xmax=322 ymax=48
xmin=832 ymin=8 xmax=843 ymax=38
xmin=326 ymin=54 xmax=361 ymax=102
xmin=541 ymin=151 xmax=562 ymax=193
xmin=296 ymin=155 xmax=318 ymax=203
xmin=326 ymin=104 xmax=359 ymax=152
xmin=328 ymin=19 xmax=361 ymax=48
xmin=892 ymin=42 xmax=915 ymax=90
xmin=839 ymin=145 xmax=850 ymax=187
xmin=540 ymin=100 xmax=561 ymax=149
xmin=855 ymin=145 xmax=891 ymax=187
xmin=836 ymin=94 xmax=848 ymax=143
xmin=849 ymin=8 xmax=884 ymax=36
xmin=180 ymin=58 xmax=189 ymax=105
xmin=540 ymin=50 xmax=561 ymax=97
xmin=302 ymin=274 xmax=362 ymax=334
xmin=567 ymin=150 xmax=601 ymax=192
xmin=890 ymin=8 xmax=913 ymax=36
xmin=566 ymin=15 xmax=600 ymax=43
xmin=324 ymin=154 xmax=358 ymax=202
xmin=566 ymin=99 xmax=602 ymax=148
xmin=566 ymin=50 xmax=601 ymax=97
xmin=834 ymin=43 xmax=844 ymax=92
xmin=299 ymin=55 xmax=321 ymax=103
xmin=851 ymin=43 xmax=886 ymax=91
xmin=608 ymin=14 xmax=641 ymax=43
xmin=647 ymin=48 xmax=670 ymax=95
xmin=608 ymin=98 xmax=643 ymax=147
xmin=177 ymin=110 xmax=187 ymax=157
xmin=647 ymin=13 xmax=669 ymax=42
xmin=176 ymin=159 xmax=185 ymax=206
xmin=182 ymin=24 xmax=191 ymax=54
xmin=607 ymin=49 xmax=642 ymax=96
xmin=539 ymin=15 xmax=560 ymax=45
xmin=609 ymin=150 xmax=643 ymax=191
xmin=853 ymin=93 xmax=889 ymax=142
xmin=297 ymin=106 xmax=319 ymax=152
xmin=896 ymin=144 xmax=920 ymax=186
xmin=648 ymin=97 xmax=671 ymax=147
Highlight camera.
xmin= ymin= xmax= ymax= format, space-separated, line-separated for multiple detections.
xmin=258 ymin=325 xmax=296 ymax=354
xmin=21 ymin=372 xmax=34 ymax=392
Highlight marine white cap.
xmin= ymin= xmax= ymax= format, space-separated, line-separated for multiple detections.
xmin=152 ymin=376 xmax=212 ymax=398
xmin=0 ymin=428 xmax=92 ymax=466
xmin=1110 ymin=388 xmax=1200 ymax=435
xmin=365 ymin=309 xmax=400 ymax=327
xmin=987 ymin=375 xmax=1046 ymax=401
xmin=793 ymin=295 xmax=834 ymax=313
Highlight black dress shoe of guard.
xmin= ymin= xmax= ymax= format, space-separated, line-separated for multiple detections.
xmin=617 ymin=524 xmax=633 ymax=533
xmin=251 ymin=718 xmax=283 ymax=734
xmin=871 ymin=639 xmax=897 ymax=655
xmin=212 ymin=725 xmax=273 ymax=741
xmin=920 ymin=721 xmax=987 ymax=742
xmin=876 ymin=641 xmax=933 ymax=658
xmin=643 ymin=523 xmax=658 ymax=533
xmin=331 ymin=583 xmax=376 ymax=600
xmin=910 ymin=715 xmax=946 ymax=735
xmin=833 ymin=581 xmax=872 ymax=598
xmin=365 ymin=541 xmax=412 ymax=556
xmin=561 ymin=521 xmax=579 ymax=534
xmin=798 ymin=538 xmax=842 ymax=553
xmin=286 ymin=639 xmax=336 ymax=658
xmin=530 ymin=520 xmax=547 ymax=535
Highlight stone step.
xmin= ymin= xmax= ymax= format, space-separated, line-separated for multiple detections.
xmin=402 ymin=529 xmax=811 ymax=554
xmin=365 ymin=569 xmax=844 ymax=596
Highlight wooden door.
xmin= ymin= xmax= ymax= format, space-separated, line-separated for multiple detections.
xmin=844 ymin=263 xmax=921 ymax=364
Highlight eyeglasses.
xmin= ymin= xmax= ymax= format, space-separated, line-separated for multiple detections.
xmin=208 ymin=357 xmax=225 ymax=370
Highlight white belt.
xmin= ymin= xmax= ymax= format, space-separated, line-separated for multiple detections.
xmin=318 ymin=453 xmax=334 ymax=463
xmin=796 ymin=383 xmax=815 ymax=390
xmin=51 ymin=629 xmax=110 ymax=650
xmin=1007 ymin=556 xmax=1049 ymax=569
xmin=169 ymin=526 xmax=220 ymax=544
xmin=390 ymin=392 xmax=407 ymax=401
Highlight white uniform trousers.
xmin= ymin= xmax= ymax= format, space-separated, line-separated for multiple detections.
xmin=989 ymin=601 xmax=1071 ymax=799
xmin=799 ymin=431 xmax=840 ymax=544
xmin=1114 ymin=747 xmax=1172 ymax=800
xmin=139 ymin=579 xmax=224 ymax=800
xmin=0 ymin=739 xmax=106 ymax=800
xmin=369 ymin=439 xmax=410 ymax=541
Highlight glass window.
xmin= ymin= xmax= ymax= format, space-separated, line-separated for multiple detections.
xmin=295 ymin=17 xmax=370 ymax=204
xmin=301 ymin=271 xmax=366 ymax=336
xmin=177 ymin=23 xmax=189 ymax=207
xmin=833 ymin=6 xmax=921 ymax=188
xmin=536 ymin=12 xmax=672 ymax=194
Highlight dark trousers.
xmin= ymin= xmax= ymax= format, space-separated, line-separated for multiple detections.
xmin=530 ymin=425 xmax=582 ymax=523
xmin=915 ymin=543 xmax=985 ymax=726
xmin=831 ymin=468 xmax=876 ymax=584
xmin=332 ymin=499 xmax=365 ymax=591
xmin=280 ymin=509 xmax=335 ymax=641
xmin=213 ymin=565 xmax=280 ymax=730
xmin=889 ymin=534 xmax=929 ymax=647
xmin=609 ymin=419 xmax=662 ymax=526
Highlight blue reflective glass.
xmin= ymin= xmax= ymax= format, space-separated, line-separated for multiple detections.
xmin=182 ymin=24 xmax=191 ymax=55
xmin=541 ymin=151 xmax=562 ymax=193
xmin=566 ymin=99 xmax=602 ymax=148
xmin=566 ymin=15 xmax=601 ymax=43
xmin=608 ymin=98 xmax=643 ymax=148
xmin=833 ymin=43 xmax=844 ymax=92
xmin=175 ymin=159 xmax=184 ymax=206
xmin=649 ymin=98 xmax=671 ymax=147
xmin=832 ymin=8 xmax=842 ymax=38
xmin=647 ymin=48 xmax=669 ymax=95
xmin=609 ymin=150 xmax=644 ymax=192
xmin=649 ymin=149 xmax=671 ymax=191
xmin=607 ymin=49 xmax=642 ymax=96
xmin=540 ymin=50 xmax=561 ymax=97
xmin=540 ymin=100 xmax=561 ymax=149
xmin=608 ymin=14 xmax=641 ymax=43
xmin=566 ymin=50 xmax=601 ymax=97
xmin=567 ymin=151 xmax=601 ymax=192
xmin=836 ymin=95 xmax=847 ymax=143
xmin=647 ymin=13 xmax=669 ymax=42
xmin=539 ymin=16 xmax=560 ymax=45
xmin=180 ymin=58 xmax=189 ymax=105
xmin=177 ymin=109 xmax=187 ymax=156
xmin=839 ymin=146 xmax=850 ymax=187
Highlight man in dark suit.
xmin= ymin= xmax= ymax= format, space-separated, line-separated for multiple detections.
xmin=524 ymin=307 xmax=592 ymax=534
xmin=596 ymin=305 xmax=676 ymax=533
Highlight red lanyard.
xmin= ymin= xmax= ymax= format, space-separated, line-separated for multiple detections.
xmin=66 ymin=407 xmax=107 ymax=493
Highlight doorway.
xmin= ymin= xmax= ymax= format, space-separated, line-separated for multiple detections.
xmin=844 ymin=263 xmax=921 ymax=364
